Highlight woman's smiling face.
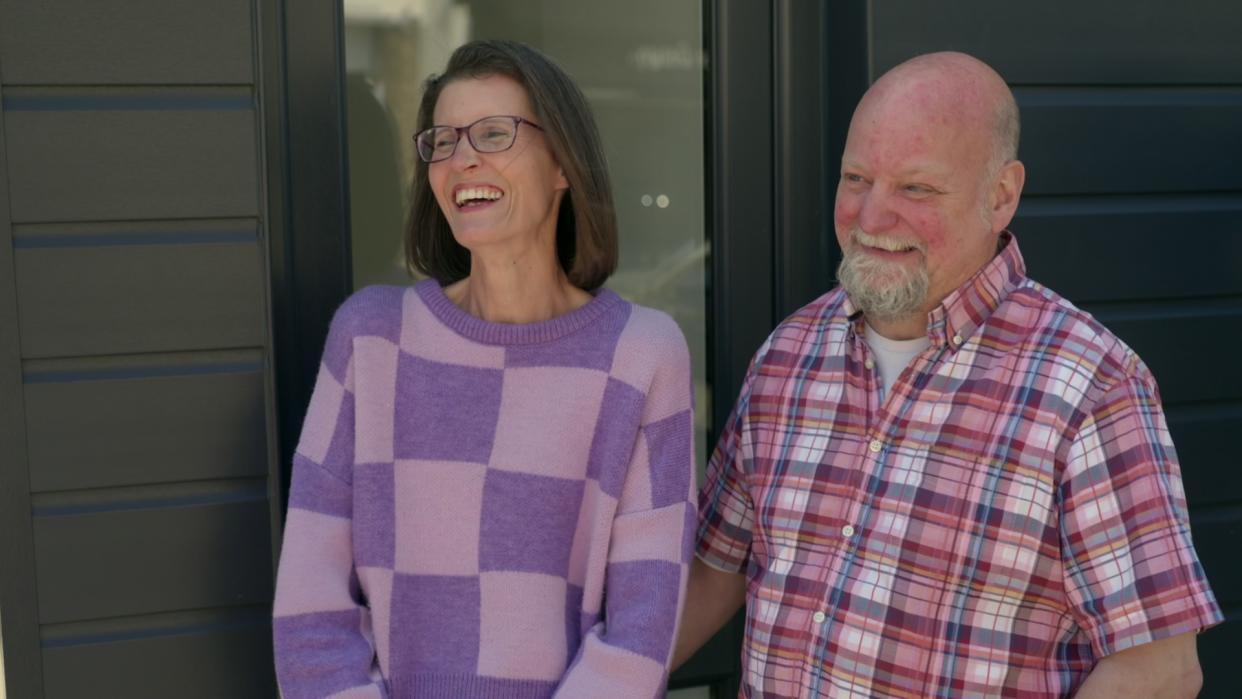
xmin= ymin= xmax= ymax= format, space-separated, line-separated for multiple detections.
xmin=427 ymin=74 xmax=568 ymax=255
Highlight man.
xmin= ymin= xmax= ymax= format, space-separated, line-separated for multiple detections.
xmin=675 ymin=52 xmax=1221 ymax=698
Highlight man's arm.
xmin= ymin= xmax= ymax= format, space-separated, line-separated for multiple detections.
xmin=671 ymin=557 xmax=747 ymax=669
xmin=1073 ymin=631 xmax=1203 ymax=699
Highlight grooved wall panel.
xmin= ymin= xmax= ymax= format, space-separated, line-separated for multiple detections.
xmin=1189 ymin=513 xmax=1242 ymax=607
xmin=4 ymin=107 xmax=258 ymax=222
xmin=24 ymin=369 xmax=268 ymax=493
xmin=1014 ymin=199 xmax=1242 ymax=303
xmin=1091 ymin=309 xmax=1242 ymax=406
xmin=1016 ymin=92 xmax=1242 ymax=196
xmin=33 ymin=499 xmax=273 ymax=624
xmin=1173 ymin=406 xmax=1242 ymax=508
xmin=1199 ymin=616 xmax=1242 ymax=698
xmin=870 ymin=1 xmax=1242 ymax=84
xmin=42 ymin=623 xmax=276 ymax=699
xmin=14 ymin=242 xmax=265 ymax=358
xmin=0 ymin=0 xmax=280 ymax=694
xmin=0 ymin=0 xmax=254 ymax=85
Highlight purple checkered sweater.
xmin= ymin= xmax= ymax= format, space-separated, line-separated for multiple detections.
xmin=273 ymin=281 xmax=696 ymax=699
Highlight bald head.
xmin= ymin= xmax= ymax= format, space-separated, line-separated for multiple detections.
xmin=860 ymin=52 xmax=1019 ymax=173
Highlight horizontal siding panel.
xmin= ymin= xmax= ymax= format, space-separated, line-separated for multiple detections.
xmin=25 ymin=365 xmax=267 ymax=493
xmin=15 ymin=241 xmax=265 ymax=358
xmin=34 ymin=497 xmax=272 ymax=624
xmin=1189 ymin=509 xmax=1242 ymax=609
xmin=4 ymin=101 xmax=258 ymax=221
xmin=1086 ymin=303 xmax=1242 ymax=406
xmin=1014 ymin=195 xmax=1242 ymax=303
xmin=0 ymin=0 xmax=253 ymax=85
xmin=1016 ymin=88 xmax=1242 ymax=196
xmin=1169 ymin=404 xmax=1242 ymax=509
xmin=1198 ymin=609 xmax=1241 ymax=699
xmin=870 ymin=0 xmax=1242 ymax=84
xmin=42 ymin=621 xmax=275 ymax=699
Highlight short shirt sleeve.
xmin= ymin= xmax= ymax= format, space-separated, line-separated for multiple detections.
xmin=695 ymin=360 xmax=758 ymax=574
xmin=1059 ymin=371 xmax=1223 ymax=657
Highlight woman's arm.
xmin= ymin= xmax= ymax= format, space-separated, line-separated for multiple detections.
xmin=272 ymin=304 xmax=388 ymax=699
xmin=553 ymin=314 xmax=696 ymax=698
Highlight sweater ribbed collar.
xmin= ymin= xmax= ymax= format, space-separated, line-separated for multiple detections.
xmin=415 ymin=279 xmax=623 ymax=346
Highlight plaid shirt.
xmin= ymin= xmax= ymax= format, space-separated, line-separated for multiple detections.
xmin=697 ymin=234 xmax=1222 ymax=698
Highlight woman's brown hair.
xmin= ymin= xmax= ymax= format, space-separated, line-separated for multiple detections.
xmin=405 ymin=39 xmax=618 ymax=290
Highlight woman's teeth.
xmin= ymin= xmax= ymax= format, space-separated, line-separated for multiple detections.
xmin=455 ymin=188 xmax=503 ymax=207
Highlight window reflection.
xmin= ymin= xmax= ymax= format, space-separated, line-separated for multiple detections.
xmin=342 ymin=0 xmax=710 ymax=470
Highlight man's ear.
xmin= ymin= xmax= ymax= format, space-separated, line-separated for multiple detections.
xmin=990 ymin=159 xmax=1026 ymax=233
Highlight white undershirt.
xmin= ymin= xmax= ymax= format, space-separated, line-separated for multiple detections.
xmin=864 ymin=323 xmax=931 ymax=397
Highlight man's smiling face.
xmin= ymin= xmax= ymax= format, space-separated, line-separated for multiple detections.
xmin=834 ymin=55 xmax=1021 ymax=325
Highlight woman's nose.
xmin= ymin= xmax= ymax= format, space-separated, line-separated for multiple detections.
xmin=448 ymin=135 xmax=481 ymax=170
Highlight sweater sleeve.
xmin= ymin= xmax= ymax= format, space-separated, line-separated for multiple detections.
xmin=273 ymin=306 xmax=388 ymax=699
xmin=554 ymin=316 xmax=696 ymax=698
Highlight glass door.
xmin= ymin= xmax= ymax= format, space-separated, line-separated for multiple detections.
xmin=341 ymin=1 xmax=711 ymax=695
xmin=342 ymin=0 xmax=710 ymax=473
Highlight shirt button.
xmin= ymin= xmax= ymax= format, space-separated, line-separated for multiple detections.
xmin=864 ymin=358 xmax=875 ymax=370
xmin=952 ymin=333 xmax=963 ymax=346
xmin=868 ymin=439 xmax=883 ymax=453
xmin=842 ymin=524 xmax=856 ymax=537
xmin=813 ymin=611 xmax=827 ymax=623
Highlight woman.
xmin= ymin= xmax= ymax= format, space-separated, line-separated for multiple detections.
xmin=273 ymin=40 xmax=696 ymax=698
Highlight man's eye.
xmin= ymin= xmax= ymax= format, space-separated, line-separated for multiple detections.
xmin=842 ymin=173 xmax=865 ymax=184
xmin=904 ymin=184 xmax=933 ymax=195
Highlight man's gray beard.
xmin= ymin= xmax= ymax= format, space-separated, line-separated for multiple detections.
xmin=836 ymin=249 xmax=930 ymax=322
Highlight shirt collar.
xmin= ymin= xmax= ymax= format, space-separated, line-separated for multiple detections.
xmin=842 ymin=231 xmax=1027 ymax=351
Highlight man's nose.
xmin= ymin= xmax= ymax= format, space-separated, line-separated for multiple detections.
xmin=857 ymin=188 xmax=898 ymax=233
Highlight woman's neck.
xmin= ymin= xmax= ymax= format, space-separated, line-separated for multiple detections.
xmin=444 ymin=252 xmax=591 ymax=324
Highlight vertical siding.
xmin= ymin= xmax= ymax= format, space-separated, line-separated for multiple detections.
xmin=0 ymin=0 xmax=279 ymax=696
xmin=867 ymin=2 xmax=1242 ymax=697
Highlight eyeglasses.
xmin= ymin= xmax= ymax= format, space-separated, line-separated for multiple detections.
xmin=414 ymin=115 xmax=544 ymax=163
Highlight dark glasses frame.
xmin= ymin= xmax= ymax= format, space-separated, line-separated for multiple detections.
xmin=414 ymin=115 xmax=544 ymax=163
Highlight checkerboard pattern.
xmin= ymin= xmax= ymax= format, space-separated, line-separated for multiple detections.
xmin=274 ymin=281 xmax=695 ymax=699
xmin=698 ymin=234 xmax=1222 ymax=698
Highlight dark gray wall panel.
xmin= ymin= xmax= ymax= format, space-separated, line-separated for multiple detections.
xmin=870 ymin=1 xmax=1242 ymax=84
xmin=25 ymin=367 xmax=267 ymax=493
xmin=1016 ymin=88 xmax=1242 ymax=196
xmin=1013 ymin=195 xmax=1242 ymax=304
xmin=1198 ymin=611 xmax=1241 ymax=699
xmin=4 ymin=103 xmax=258 ymax=222
xmin=0 ymin=0 xmax=254 ymax=85
xmin=1089 ymin=305 xmax=1242 ymax=406
xmin=0 ymin=72 xmax=48 ymax=698
xmin=1173 ymin=405 xmax=1242 ymax=508
xmin=15 ymin=242 xmax=265 ymax=358
xmin=42 ymin=622 xmax=276 ymax=699
xmin=1190 ymin=510 xmax=1241 ymax=608
xmin=33 ymin=497 xmax=273 ymax=624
